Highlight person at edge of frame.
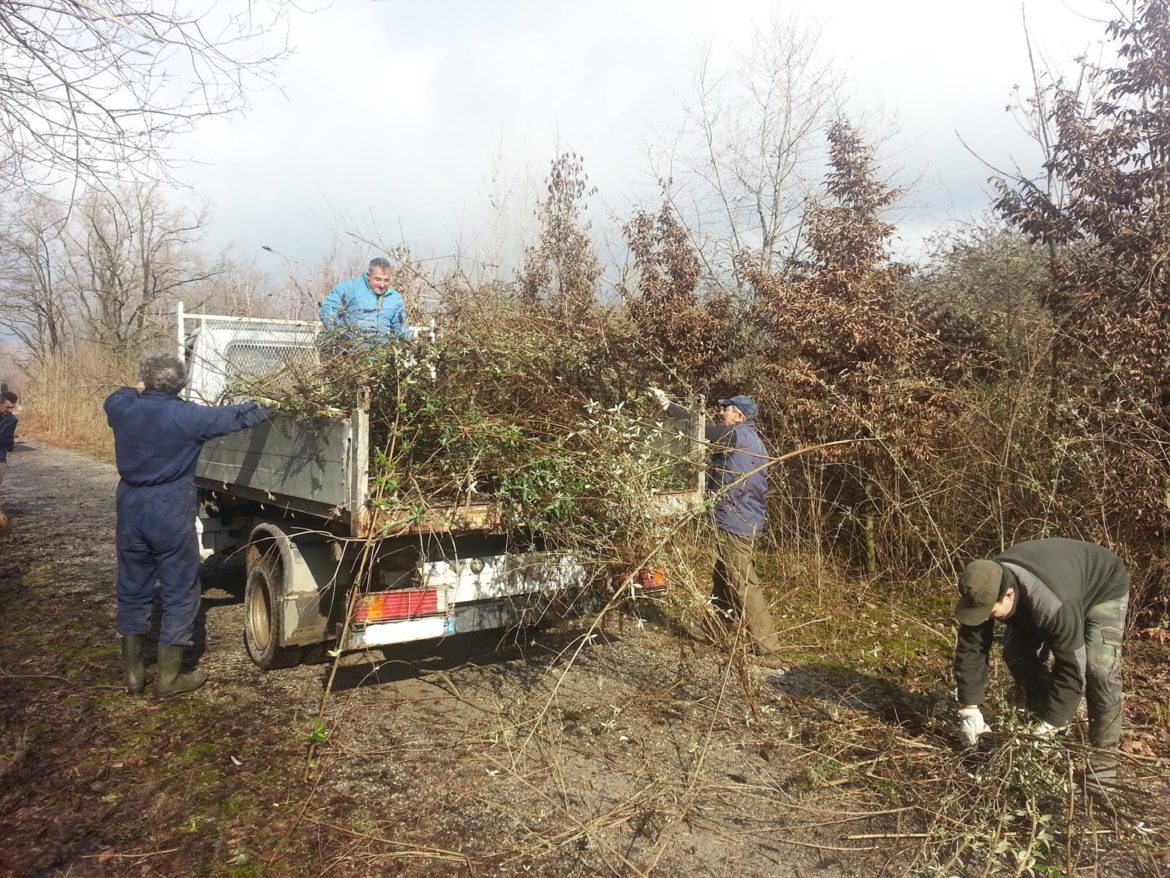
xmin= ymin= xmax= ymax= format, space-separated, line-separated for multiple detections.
xmin=952 ymin=537 xmax=1129 ymax=790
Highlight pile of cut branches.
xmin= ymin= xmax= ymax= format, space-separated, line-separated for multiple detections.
xmin=795 ymin=696 xmax=1168 ymax=875
xmin=239 ymin=310 xmax=707 ymax=575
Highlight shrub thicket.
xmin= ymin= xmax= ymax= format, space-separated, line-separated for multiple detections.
xmin=12 ymin=3 xmax=1170 ymax=623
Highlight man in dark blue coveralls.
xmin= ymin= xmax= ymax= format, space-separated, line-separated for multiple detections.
xmin=105 ymin=353 xmax=271 ymax=698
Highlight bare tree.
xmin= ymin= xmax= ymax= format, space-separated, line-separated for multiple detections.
xmin=73 ymin=182 xmax=218 ymax=352
xmin=661 ymin=14 xmax=841 ymax=289
xmin=0 ymin=194 xmax=74 ymax=363
xmin=0 ymin=1 xmax=290 ymax=189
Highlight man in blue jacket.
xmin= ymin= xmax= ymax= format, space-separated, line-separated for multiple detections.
xmin=0 ymin=391 xmax=19 ymax=528
xmin=651 ymin=389 xmax=782 ymax=666
xmin=320 ymin=256 xmax=410 ymax=339
xmin=105 ymin=354 xmax=271 ymax=698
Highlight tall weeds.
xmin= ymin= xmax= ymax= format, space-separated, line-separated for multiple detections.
xmin=16 ymin=347 xmax=136 ymax=457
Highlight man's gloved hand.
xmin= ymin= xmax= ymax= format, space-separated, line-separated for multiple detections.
xmin=1031 ymin=720 xmax=1065 ymax=738
xmin=648 ymin=387 xmax=671 ymax=411
xmin=958 ymin=706 xmax=990 ymax=747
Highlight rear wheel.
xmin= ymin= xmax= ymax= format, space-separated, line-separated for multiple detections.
xmin=243 ymin=544 xmax=302 ymax=670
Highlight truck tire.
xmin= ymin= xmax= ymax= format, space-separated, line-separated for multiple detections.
xmin=243 ymin=545 xmax=302 ymax=670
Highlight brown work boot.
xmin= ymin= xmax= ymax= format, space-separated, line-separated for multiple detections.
xmin=674 ymin=607 xmax=730 ymax=644
xmin=1079 ymin=753 xmax=1119 ymax=802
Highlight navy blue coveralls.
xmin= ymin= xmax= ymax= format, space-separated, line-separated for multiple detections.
xmin=104 ymin=388 xmax=270 ymax=646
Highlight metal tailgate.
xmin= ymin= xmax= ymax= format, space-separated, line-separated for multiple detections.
xmin=195 ymin=415 xmax=357 ymax=524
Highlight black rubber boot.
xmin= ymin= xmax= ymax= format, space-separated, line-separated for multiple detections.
xmin=120 ymin=635 xmax=145 ymax=695
xmin=156 ymin=645 xmax=206 ymax=698
xmin=1081 ymin=752 xmax=1119 ymax=797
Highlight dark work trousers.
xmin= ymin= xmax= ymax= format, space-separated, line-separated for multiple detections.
xmin=712 ymin=529 xmax=780 ymax=654
xmin=1003 ymin=594 xmax=1128 ymax=750
xmin=115 ymin=480 xmax=201 ymax=647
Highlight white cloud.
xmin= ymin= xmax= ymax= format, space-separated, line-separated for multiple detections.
xmin=172 ymin=0 xmax=1108 ymax=272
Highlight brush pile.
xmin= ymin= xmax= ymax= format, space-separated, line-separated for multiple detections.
xmin=237 ymin=310 xmax=707 ymax=572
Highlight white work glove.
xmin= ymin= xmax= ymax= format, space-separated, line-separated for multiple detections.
xmin=648 ymin=387 xmax=671 ymax=411
xmin=958 ymin=706 xmax=990 ymax=747
xmin=1031 ymin=720 xmax=1065 ymax=738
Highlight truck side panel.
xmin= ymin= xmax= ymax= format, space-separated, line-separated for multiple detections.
xmin=195 ymin=416 xmax=354 ymax=523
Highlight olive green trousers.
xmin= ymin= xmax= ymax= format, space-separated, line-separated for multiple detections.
xmin=712 ymin=530 xmax=780 ymax=654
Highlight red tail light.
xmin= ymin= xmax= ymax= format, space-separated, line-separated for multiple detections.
xmin=637 ymin=566 xmax=668 ymax=590
xmin=355 ymin=589 xmax=442 ymax=623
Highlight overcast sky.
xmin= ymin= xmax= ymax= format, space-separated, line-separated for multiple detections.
xmin=173 ymin=0 xmax=1109 ymax=277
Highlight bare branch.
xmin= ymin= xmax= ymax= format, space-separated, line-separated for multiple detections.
xmin=0 ymin=0 xmax=291 ymax=189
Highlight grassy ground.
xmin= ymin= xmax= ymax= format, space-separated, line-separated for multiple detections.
xmin=707 ymin=553 xmax=1170 ymax=876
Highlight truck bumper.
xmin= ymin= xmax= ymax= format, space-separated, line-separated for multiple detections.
xmin=350 ymin=615 xmax=455 ymax=648
xmin=346 ymin=595 xmax=559 ymax=649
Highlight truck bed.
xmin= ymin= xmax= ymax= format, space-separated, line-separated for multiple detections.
xmin=195 ymin=407 xmax=704 ymax=537
xmin=195 ymin=413 xmax=365 ymax=527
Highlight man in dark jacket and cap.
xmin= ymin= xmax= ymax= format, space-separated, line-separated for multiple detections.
xmin=105 ymin=353 xmax=271 ymax=698
xmin=0 ymin=390 xmax=18 ymax=528
xmin=651 ymin=389 xmax=782 ymax=665
xmin=953 ymin=537 xmax=1129 ymax=781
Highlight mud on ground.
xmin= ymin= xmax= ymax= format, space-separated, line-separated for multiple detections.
xmin=0 ymin=440 xmax=1167 ymax=878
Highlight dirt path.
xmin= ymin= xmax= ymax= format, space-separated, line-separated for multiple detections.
xmin=0 ymin=440 xmax=909 ymax=877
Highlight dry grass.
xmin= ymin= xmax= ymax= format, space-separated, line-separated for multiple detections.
xmin=15 ymin=348 xmax=127 ymax=458
xmin=289 ymin=582 xmax=1170 ymax=877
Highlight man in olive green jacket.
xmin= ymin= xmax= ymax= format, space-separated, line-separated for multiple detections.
xmin=952 ymin=538 xmax=1129 ymax=766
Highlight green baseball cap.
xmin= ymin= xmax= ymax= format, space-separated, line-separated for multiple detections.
xmin=954 ymin=560 xmax=1008 ymax=626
